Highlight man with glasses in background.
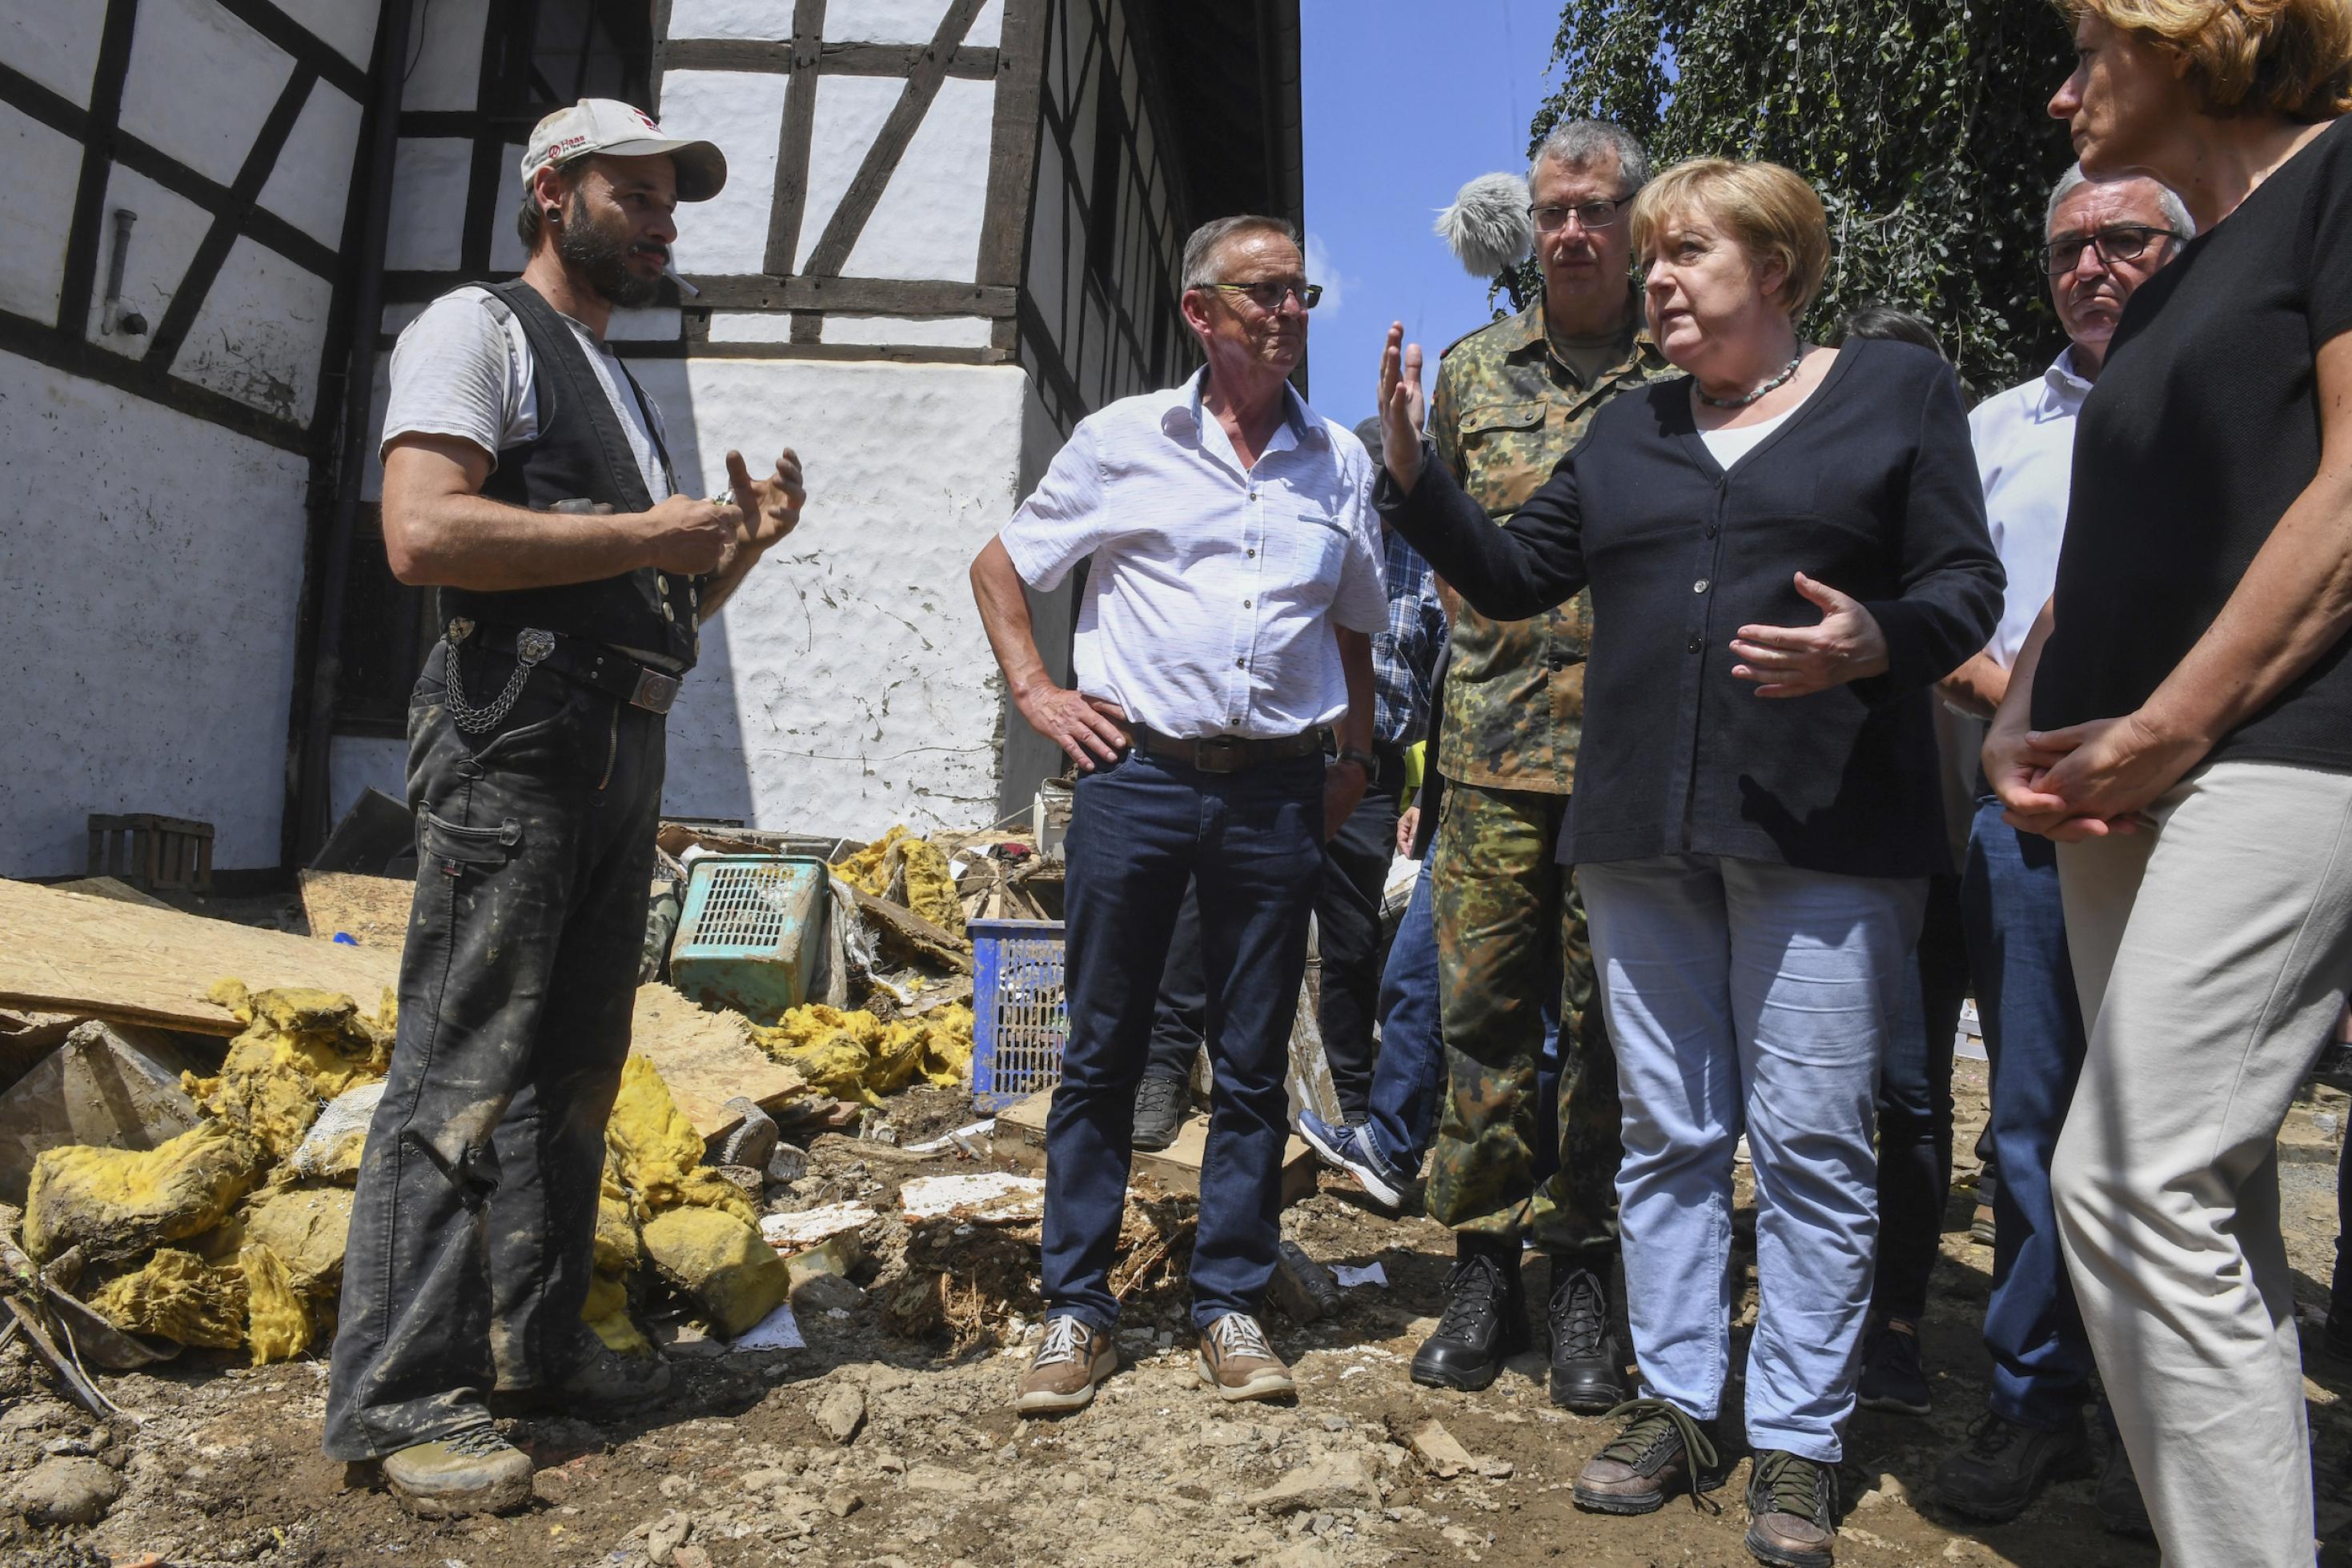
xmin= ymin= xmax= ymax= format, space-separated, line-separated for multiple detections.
xmin=971 ymin=215 xmax=1385 ymax=1415
xmin=1399 ymin=120 xmax=1676 ymax=1413
xmin=1928 ymin=163 xmax=2186 ymax=1535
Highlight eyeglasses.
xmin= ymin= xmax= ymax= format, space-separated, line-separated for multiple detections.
xmin=1529 ymin=196 xmax=1636 ymax=233
xmin=2037 ymin=224 xmax=2181 ymax=275
xmin=1209 ymin=280 xmax=1323 ymax=312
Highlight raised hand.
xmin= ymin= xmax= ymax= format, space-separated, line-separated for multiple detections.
xmin=1376 ymin=323 xmax=1427 ymax=490
xmin=727 ymin=447 xmax=806 ymax=550
xmin=1730 ymin=572 xmax=1891 ymax=698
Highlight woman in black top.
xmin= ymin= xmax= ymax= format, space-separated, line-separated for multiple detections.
xmin=1984 ymin=3 xmax=2352 ymax=1560
xmin=1375 ymin=159 xmax=2000 ymax=1568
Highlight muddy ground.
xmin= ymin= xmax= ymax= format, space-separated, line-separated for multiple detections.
xmin=5 ymin=1061 xmax=2350 ymax=1568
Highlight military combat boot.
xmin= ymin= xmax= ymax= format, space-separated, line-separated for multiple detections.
xmin=1411 ymin=1242 xmax=1528 ymax=1391
xmin=1544 ymin=1256 xmax=1629 ymax=1413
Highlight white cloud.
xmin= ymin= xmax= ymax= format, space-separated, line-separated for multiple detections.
xmin=1305 ymin=231 xmax=1347 ymax=316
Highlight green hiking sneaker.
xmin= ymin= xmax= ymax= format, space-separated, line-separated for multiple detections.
xmin=382 ymin=1425 xmax=535 ymax=1518
xmin=1744 ymin=1449 xmax=1839 ymax=1567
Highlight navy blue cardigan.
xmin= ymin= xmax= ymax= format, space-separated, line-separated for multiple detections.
xmin=1376 ymin=337 xmax=2002 ymax=879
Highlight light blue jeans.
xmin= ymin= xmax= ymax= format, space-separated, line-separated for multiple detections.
xmin=1579 ymin=854 xmax=1925 ymax=1461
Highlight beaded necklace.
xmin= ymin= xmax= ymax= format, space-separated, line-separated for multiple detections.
xmin=1695 ymin=354 xmax=1802 ymax=409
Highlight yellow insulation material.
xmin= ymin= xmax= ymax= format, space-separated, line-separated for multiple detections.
xmin=584 ymin=1273 xmax=651 ymax=1356
xmin=92 ymin=1248 xmax=247 ymax=1349
xmin=640 ymin=1205 xmax=791 ymax=1337
xmin=240 ymin=1242 xmax=311 ymax=1365
xmin=186 ymin=983 xmax=395 ymax=1159
xmin=837 ymin=825 xmax=966 ymax=937
xmin=604 ymin=1056 xmax=756 ymax=1225
xmin=242 ymin=1185 xmax=354 ymax=1295
xmin=746 ymin=1003 xmax=976 ymax=1105
xmin=25 ymin=1118 xmax=264 ymax=1265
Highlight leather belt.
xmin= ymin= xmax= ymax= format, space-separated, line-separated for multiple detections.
xmin=1129 ymin=725 xmax=1322 ymax=774
xmin=463 ymin=622 xmax=684 ymax=716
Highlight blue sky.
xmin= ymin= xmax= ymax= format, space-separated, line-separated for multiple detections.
xmin=1299 ymin=0 xmax=1569 ymax=430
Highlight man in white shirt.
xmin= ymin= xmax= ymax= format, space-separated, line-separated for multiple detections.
xmin=1931 ymin=164 xmax=2188 ymax=1534
xmin=971 ymin=215 xmax=1386 ymax=1415
xmin=323 ymin=100 xmax=806 ymax=1517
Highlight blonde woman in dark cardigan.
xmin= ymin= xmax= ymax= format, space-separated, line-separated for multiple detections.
xmin=1374 ymin=159 xmax=2001 ymax=1568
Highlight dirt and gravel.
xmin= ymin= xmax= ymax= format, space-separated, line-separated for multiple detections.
xmin=5 ymin=1064 xmax=2350 ymax=1568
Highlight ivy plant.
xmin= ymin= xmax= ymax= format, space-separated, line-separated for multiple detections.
xmin=1527 ymin=0 xmax=2080 ymax=398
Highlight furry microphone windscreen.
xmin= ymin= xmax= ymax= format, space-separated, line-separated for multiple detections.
xmin=1436 ymin=172 xmax=1534 ymax=277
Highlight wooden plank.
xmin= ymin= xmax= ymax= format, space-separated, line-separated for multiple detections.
xmin=297 ymin=870 xmax=414 ymax=949
xmin=663 ymin=39 xmax=999 ymax=78
xmin=761 ymin=0 xmax=827 ymax=276
xmin=53 ymin=877 xmax=171 ymax=910
xmin=801 ymin=0 xmax=990 ymax=276
xmin=994 ymin=1089 xmax=1319 ymax=1206
xmin=628 ymin=984 xmax=809 ymax=1143
xmin=976 ymin=0 xmax=1049 ymax=289
xmin=0 ymin=878 xmax=399 ymax=1034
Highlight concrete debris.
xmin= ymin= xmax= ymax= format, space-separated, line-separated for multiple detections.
xmin=812 ymin=1383 xmax=865 ymax=1445
xmin=897 ymin=1171 xmax=1045 ymax=1223
xmin=1407 ymin=1419 xmax=1476 ymax=1478
xmin=8 ymin=1454 xmax=122 ymax=1526
xmin=759 ymin=1203 xmax=878 ymax=1250
xmin=1242 ymin=1451 xmax=1382 ymax=1514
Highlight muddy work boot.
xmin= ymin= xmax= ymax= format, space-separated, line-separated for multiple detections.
xmin=1132 ymin=1073 xmax=1189 ymax=1152
xmin=1410 ymin=1246 xmax=1529 ymax=1391
xmin=1572 ymin=1397 xmax=1722 ymax=1514
xmin=1744 ymin=1449 xmax=1839 ymax=1567
xmin=1932 ymin=1408 xmax=2091 ymax=1522
xmin=558 ymin=1341 xmax=672 ymax=1415
xmin=381 ymin=1425 xmax=535 ymax=1518
xmin=1197 ymin=1311 xmax=1296 ymax=1402
xmin=1014 ymin=1315 xmax=1118 ymax=1417
xmin=1544 ymin=1258 xmax=1628 ymax=1413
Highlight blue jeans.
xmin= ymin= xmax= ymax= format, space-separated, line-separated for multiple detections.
xmin=1958 ymin=796 xmax=2093 ymax=1428
xmin=1581 ymin=854 xmax=1924 ymax=1461
xmin=1363 ymin=858 xmax=1561 ymax=1180
xmin=1041 ymin=748 xmax=1325 ymax=1331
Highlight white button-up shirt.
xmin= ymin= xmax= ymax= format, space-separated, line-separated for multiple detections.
xmin=1000 ymin=369 xmax=1389 ymax=740
xmin=1968 ymin=347 xmax=2093 ymax=667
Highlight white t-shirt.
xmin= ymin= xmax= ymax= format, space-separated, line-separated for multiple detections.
xmin=1697 ymin=396 xmax=1807 ymax=469
xmin=380 ymin=286 xmax=673 ymax=502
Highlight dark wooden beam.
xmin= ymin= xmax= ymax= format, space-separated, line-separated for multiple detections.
xmin=800 ymin=0 xmax=989 ymax=277
xmin=613 ymin=339 xmax=1011 ymax=365
xmin=763 ymin=0 xmax=827 ymax=275
xmin=144 ymin=66 xmax=316 ymax=371
xmin=54 ymin=0 xmax=138 ymax=340
xmin=0 ymin=306 xmax=307 ymax=452
xmin=664 ymin=38 xmax=998 ymax=78
xmin=208 ymin=0 xmax=371 ymax=101
xmin=977 ymin=0 xmax=1049 ymax=290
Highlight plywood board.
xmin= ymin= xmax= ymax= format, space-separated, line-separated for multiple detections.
xmin=993 ymin=1089 xmax=1320 ymax=1206
xmin=298 ymin=870 xmax=415 ymax=949
xmin=628 ymin=984 xmax=810 ymax=1144
xmin=0 ymin=878 xmax=399 ymax=1035
xmin=54 ymin=877 xmax=173 ymax=909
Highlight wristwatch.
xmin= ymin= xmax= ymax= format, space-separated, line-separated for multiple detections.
xmin=1332 ymin=745 xmax=1380 ymax=784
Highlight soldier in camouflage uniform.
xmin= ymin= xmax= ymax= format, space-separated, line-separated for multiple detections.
xmin=1410 ymin=121 xmax=1679 ymax=1412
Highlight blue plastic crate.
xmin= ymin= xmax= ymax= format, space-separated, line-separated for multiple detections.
xmin=969 ymin=917 xmax=1067 ymax=1110
xmin=668 ymin=855 xmax=831 ymax=1024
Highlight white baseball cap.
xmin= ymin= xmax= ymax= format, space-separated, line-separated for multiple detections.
xmin=520 ymin=98 xmax=727 ymax=203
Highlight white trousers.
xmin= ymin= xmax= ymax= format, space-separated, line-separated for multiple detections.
xmin=2053 ymin=759 xmax=2352 ymax=1568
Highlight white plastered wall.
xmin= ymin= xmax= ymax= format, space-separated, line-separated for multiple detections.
xmin=0 ymin=352 xmax=311 ymax=876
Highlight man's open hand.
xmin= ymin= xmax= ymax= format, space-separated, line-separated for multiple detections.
xmin=1017 ymin=683 xmax=1130 ymax=772
xmin=727 ymin=447 xmax=805 ymax=551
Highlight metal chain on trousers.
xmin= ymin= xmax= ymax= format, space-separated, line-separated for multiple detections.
xmin=442 ymin=622 xmax=551 ymax=734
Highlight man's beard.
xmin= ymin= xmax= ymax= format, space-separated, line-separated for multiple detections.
xmin=558 ymin=197 xmax=663 ymax=308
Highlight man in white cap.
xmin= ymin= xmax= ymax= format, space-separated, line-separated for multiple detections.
xmin=323 ymin=99 xmax=805 ymax=1517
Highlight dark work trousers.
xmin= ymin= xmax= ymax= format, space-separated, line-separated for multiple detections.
xmin=324 ymin=640 xmax=663 ymax=1460
xmin=1872 ymin=872 xmax=1969 ymax=1324
xmin=1959 ymin=797 xmax=2096 ymax=1428
xmin=1145 ymin=764 xmax=1403 ymax=1121
xmin=1043 ymin=748 xmax=1324 ymax=1331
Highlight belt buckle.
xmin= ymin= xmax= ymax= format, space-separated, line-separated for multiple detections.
xmin=1194 ymin=735 xmax=1245 ymax=773
xmin=630 ymin=668 xmax=681 ymax=715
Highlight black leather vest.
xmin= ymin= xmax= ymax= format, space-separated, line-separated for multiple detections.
xmin=439 ymin=279 xmax=699 ymax=669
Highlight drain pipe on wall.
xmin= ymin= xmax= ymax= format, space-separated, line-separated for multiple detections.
xmin=290 ymin=0 xmax=413 ymax=860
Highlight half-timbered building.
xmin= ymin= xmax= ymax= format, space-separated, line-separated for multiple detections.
xmin=0 ymin=0 xmax=1304 ymax=876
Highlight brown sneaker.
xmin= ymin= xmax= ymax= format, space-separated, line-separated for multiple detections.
xmin=1014 ymin=1315 xmax=1117 ymax=1416
xmin=1196 ymin=1312 xmax=1295 ymax=1402
xmin=1971 ymin=1203 xmax=1996 ymax=1245
xmin=1573 ymin=1398 xmax=1722 ymax=1514
xmin=381 ymin=1426 xmax=534 ymax=1518
xmin=1744 ymin=1449 xmax=1838 ymax=1567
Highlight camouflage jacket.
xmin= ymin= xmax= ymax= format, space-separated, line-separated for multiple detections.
xmin=1428 ymin=290 xmax=1675 ymax=792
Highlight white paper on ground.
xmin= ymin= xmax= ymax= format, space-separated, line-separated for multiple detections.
xmin=1333 ymin=1261 xmax=1388 ymax=1289
xmin=732 ymin=1301 xmax=806 ymax=1352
